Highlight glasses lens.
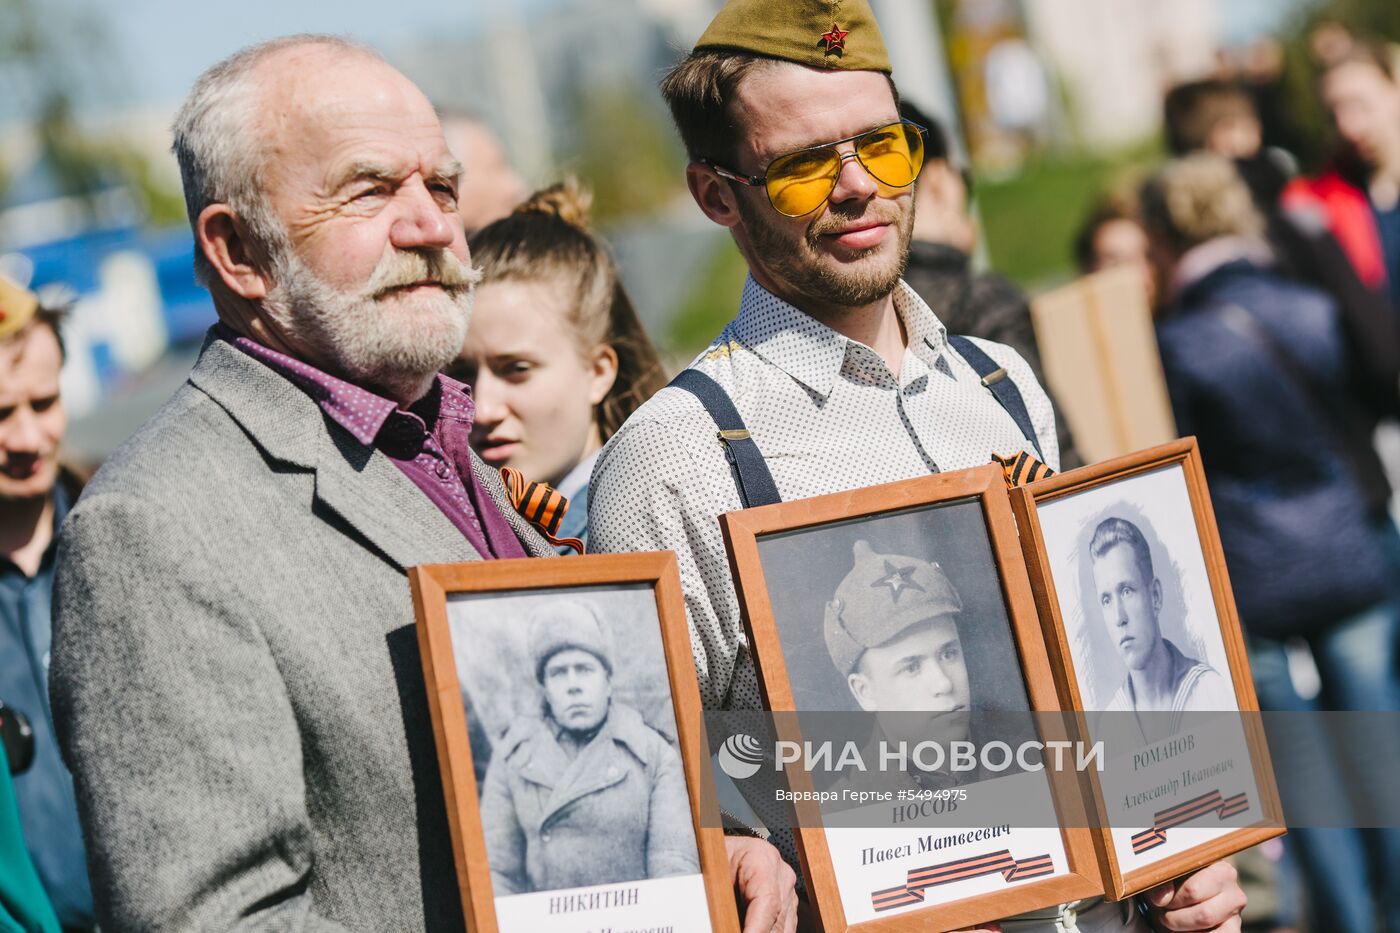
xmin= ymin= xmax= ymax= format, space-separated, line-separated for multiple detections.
xmin=856 ymin=122 xmax=925 ymax=189
xmin=765 ymin=147 xmax=842 ymax=217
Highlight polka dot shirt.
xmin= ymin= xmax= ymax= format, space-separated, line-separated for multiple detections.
xmin=589 ymin=276 xmax=1058 ymax=712
xmin=584 ymin=279 xmax=1150 ymax=930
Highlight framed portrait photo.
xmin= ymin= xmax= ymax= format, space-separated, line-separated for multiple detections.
xmin=1010 ymin=438 xmax=1284 ymax=899
xmin=720 ymin=465 xmax=1102 ymax=932
xmin=409 ymin=553 xmax=738 ymax=933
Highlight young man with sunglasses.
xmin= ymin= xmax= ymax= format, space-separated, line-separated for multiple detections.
xmin=590 ymin=2 xmax=1248 ymax=931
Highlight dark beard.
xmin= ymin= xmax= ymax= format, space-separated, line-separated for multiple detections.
xmin=737 ymin=195 xmax=912 ymax=309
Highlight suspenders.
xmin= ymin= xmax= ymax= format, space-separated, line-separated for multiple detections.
xmin=668 ymin=336 xmax=1044 ymax=506
xmin=668 ymin=369 xmax=782 ymax=509
xmin=670 ymin=336 xmax=1045 ymax=871
xmin=946 ymin=335 xmax=1046 ymax=461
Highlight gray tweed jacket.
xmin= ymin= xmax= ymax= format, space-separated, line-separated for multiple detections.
xmin=50 ymin=334 xmax=553 ymax=931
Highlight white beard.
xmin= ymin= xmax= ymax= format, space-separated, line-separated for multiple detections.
xmin=261 ymin=246 xmax=482 ymax=403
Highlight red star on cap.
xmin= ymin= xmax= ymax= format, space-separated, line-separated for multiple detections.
xmin=821 ymin=23 xmax=849 ymax=54
xmin=870 ymin=561 xmax=924 ymax=602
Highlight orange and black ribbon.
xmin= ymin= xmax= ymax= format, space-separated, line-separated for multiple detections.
xmin=871 ymin=848 xmax=1055 ymax=911
xmin=1131 ymin=789 xmax=1250 ymax=854
xmin=991 ymin=450 xmax=1055 ymax=489
xmin=499 ymin=467 xmax=584 ymax=554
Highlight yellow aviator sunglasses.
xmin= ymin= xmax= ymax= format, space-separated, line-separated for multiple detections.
xmin=703 ymin=120 xmax=928 ymax=218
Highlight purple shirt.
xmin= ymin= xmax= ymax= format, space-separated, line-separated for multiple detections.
xmin=220 ymin=327 xmax=526 ymax=560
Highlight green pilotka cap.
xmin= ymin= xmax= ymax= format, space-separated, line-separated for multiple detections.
xmin=694 ymin=0 xmax=892 ymax=74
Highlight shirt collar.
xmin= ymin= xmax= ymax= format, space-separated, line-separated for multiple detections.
xmin=548 ymin=711 xmax=604 ymax=750
xmin=0 ymin=480 xmax=72 ymax=581
xmin=1170 ymin=235 xmax=1273 ymax=299
xmin=897 ymin=279 xmax=951 ymax=364
xmin=1122 ymin=638 xmax=1192 ymax=707
xmin=730 ymin=276 xmax=949 ymax=398
xmin=217 ymin=325 xmax=476 ymax=446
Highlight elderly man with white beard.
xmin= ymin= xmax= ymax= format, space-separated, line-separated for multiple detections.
xmin=47 ymin=35 xmax=558 ymax=931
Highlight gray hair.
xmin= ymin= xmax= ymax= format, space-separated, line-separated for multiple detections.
xmin=171 ymin=34 xmax=382 ymax=286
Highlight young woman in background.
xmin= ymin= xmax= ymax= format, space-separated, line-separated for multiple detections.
xmin=452 ymin=181 xmax=666 ymax=550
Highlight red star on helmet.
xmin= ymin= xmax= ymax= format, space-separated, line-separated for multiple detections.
xmin=821 ymin=23 xmax=849 ymax=54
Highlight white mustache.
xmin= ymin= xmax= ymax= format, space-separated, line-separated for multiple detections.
xmin=369 ymin=250 xmax=483 ymax=298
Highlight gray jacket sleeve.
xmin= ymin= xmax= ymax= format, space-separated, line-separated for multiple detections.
xmin=50 ymin=492 xmax=350 ymax=932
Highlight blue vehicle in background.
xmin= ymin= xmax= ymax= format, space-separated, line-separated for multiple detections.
xmin=2 ymin=171 xmax=215 ymax=461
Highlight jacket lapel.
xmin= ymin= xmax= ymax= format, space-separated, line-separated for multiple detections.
xmin=188 ymin=335 xmax=479 ymax=569
xmin=312 ymin=426 xmax=476 ymax=569
xmin=469 ymin=451 xmax=556 ymax=559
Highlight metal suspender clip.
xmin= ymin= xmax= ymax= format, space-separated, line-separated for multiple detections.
xmin=980 ymin=367 xmax=1007 ymax=387
xmin=718 ymin=430 xmax=749 ymax=470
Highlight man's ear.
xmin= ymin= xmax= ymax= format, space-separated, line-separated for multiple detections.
xmin=685 ymin=161 xmax=742 ymax=229
xmin=197 ymin=203 xmax=271 ymax=301
xmin=847 ymin=671 xmax=878 ymax=713
xmin=1151 ymin=577 xmax=1163 ymax=614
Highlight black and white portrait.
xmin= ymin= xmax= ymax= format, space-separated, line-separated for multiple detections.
xmin=446 ymin=585 xmax=701 ymax=898
xmin=756 ymin=498 xmax=1035 ymax=790
xmin=741 ymin=494 xmax=1076 ymax=925
xmin=1036 ymin=464 xmax=1239 ymax=735
xmin=1028 ymin=456 xmax=1273 ymax=876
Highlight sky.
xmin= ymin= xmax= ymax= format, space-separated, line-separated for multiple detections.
xmin=86 ymin=0 xmax=566 ymax=112
xmin=10 ymin=0 xmax=1322 ymax=123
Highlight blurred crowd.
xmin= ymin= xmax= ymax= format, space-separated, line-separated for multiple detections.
xmin=906 ymin=21 xmax=1400 ymax=928
xmin=2 ymin=9 xmax=1400 ymax=933
xmin=1070 ymin=24 xmax=1400 ymax=933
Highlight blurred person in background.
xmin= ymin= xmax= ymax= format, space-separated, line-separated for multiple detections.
xmin=0 ymin=283 xmax=94 ymax=932
xmin=450 ymin=180 xmax=666 ymax=550
xmin=1231 ymin=37 xmax=1311 ymax=162
xmin=1165 ymin=78 xmax=1400 ymax=527
xmin=1143 ymin=153 xmax=1400 ymax=933
xmin=897 ymin=99 xmax=1080 ymax=468
xmin=1285 ymin=39 xmax=1400 ymax=319
xmin=1072 ymin=190 xmax=1155 ymax=297
xmin=1163 ymin=79 xmax=1264 ymax=161
xmin=1310 ymin=21 xmax=1358 ymax=71
xmin=440 ymin=112 xmax=528 ymax=235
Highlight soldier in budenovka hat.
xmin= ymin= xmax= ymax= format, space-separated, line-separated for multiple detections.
xmin=478 ymin=600 xmax=699 ymax=894
xmin=826 ymin=541 xmax=969 ymax=724
xmin=590 ymin=0 xmax=1248 ymax=929
xmin=824 ymin=540 xmax=983 ymax=795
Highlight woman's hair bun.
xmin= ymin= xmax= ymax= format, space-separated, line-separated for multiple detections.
xmin=513 ymin=177 xmax=593 ymax=231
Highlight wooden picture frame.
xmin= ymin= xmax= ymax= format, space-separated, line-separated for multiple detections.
xmin=721 ymin=464 xmax=1103 ymax=932
xmin=410 ymin=553 xmax=739 ymax=933
xmin=1009 ymin=438 xmax=1284 ymax=900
